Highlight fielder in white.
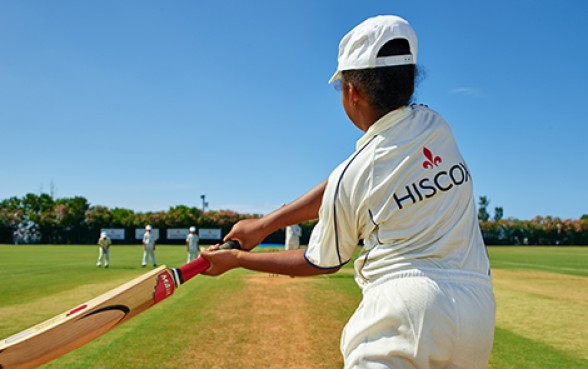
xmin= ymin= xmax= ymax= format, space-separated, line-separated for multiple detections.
xmin=284 ymin=224 xmax=302 ymax=251
xmin=141 ymin=225 xmax=157 ymax=267
xmin=96 ymin=232 xmax=111 ymax=268
xmin=186 ymin=226 xmax=200 ymax=263
xmin=202 ymin=15 xmax=495 ymax=369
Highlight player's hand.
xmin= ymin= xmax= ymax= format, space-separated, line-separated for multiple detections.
xmin=207 ymin=244 xmax=221 ymax=251
xmin=224 ymin=218 xmax=267 ymax=251
xmin=200 ymin=249 xmax=240 ymax=276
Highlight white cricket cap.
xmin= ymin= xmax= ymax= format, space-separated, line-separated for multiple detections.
xmin=189 ymin=226 xmax=196 ymax=232
xmin=329 ymin=15 xmax=418 ymax=84
xmin=100 ymin=232 xmax=107 ymax=238
xmin=145 ymin=225 xmax=152 ymax=231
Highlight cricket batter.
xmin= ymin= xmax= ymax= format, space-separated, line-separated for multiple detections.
xmin=284 ymin=224 xmax=302 ymax=251
xmin=202 ymin=15 xmax=496 ymax=369
xmin=141 ymin=225 xmax=157 ymax=267
xmin=96 ymin=232 xmax=111 ymax=268
xmin=186 ymin=226 xmax=200 ymax=262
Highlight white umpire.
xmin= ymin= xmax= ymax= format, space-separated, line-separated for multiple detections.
xmin=285 ymin=224 xmax=302 ymax=251
xmin=141 ymin=225 xmax=157 ymax=267
xmin=96 ymin=232 xmax=111 ymax=268
xmin=186 ymin=226 xmax=200 ymax=263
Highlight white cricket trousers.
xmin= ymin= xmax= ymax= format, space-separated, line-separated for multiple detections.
xmin=97 ymin=248 xmax=109 ymax=267
xmin=187 ymin=247 xmax=198 ymax=263
xmin=285 ymin=237 xmax=300 ymax=251
xmin=341 ymin=269 xmax=496 ymax=369
xmin=142 ymin=248 xmax=157 ymax=266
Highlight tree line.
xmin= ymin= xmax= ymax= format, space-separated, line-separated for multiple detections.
xmin=0 ymin=193 xmax=586 ymax=245
xmin=476 ymin=196 xmax=588 ymax=245
xmin=0 ymin=193 xmax=258 ymax=244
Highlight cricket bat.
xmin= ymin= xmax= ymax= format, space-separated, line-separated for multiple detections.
xmin=0 ymin=240 xmax=240 ymax=369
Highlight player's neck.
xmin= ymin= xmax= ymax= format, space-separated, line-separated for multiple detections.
xmin=355 ymin=104 xmax=385 ymax=132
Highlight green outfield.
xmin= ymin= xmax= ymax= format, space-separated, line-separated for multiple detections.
xmin=0 ymin=245 xmax=586 ymax=368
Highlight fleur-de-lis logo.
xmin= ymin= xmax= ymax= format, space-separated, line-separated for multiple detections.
xmin=422 ymin=147 xmax=442 ymax=169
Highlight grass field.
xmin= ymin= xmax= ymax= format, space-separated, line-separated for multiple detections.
xmin=0 ymin=245 xmax=587 ymax=368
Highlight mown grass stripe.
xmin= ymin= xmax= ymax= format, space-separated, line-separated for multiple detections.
xmin=492 ymin=260 xmax=588 ymax=275
xmin=488 ymin=246 xmax=588 ymax=277
xmin=492 ymin=268 xmax=588 ymax=360
xmin=490 ymin=327 xmax=588 ymax=369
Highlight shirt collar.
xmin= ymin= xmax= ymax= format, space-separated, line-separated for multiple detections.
xmin=356 ymin=106 xmax=412 ymax=150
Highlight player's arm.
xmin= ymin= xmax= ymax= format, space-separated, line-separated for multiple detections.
xmin=201 ymin=248 xmax=339 ymax=277
xmin=224 ymin=180 xmax=327 ymax=250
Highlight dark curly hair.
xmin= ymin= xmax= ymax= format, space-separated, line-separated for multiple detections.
xmin=341 ymin=39 xmax=420 ymax=114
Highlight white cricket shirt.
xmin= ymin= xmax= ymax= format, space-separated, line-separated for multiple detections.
xmin=186 ymin=233 xmax=199 ymax=248
xmin=286 ymin=224 xmax=302 ymax=239
xmin=98 ymin=237 xmax=111 ymax=250
xmin=143 ymin=232 xmax=156 ymax=249
xmin=304 ymin=105 xmax=491 ymax=289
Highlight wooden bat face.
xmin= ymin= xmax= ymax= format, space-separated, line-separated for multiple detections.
xmin=0 ymin=242 xmax=237 ymax=369
xmin=0 ymin=266 xmax=173 ymax=369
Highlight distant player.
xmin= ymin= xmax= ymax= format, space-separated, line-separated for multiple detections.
xmin=96 ymin=232 xmax=111 ymax=268
xmin=284 ymin=224 xmax=302 ymax=251
xmin=141 ymin=225 xmax=157 ymax=267
xmin=186 ymin=226 xmax=200 ymax=263
xmin=202 ymin=15 xmax=496 ymax=369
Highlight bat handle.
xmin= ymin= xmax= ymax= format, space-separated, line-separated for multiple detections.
xmin=172 ymin=240 xmax=241 ymax=286
xmin=218 ymin=240 xmax=241 ymax=250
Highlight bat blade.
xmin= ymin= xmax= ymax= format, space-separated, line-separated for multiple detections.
xmin=0 ymin=241 xmax=240 ymax=369
xmin=0 ymin=266 xmax=175 ymax=369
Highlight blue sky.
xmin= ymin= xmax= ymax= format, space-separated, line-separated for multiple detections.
xmin=1 ymin=0 xmax=587 ymax=220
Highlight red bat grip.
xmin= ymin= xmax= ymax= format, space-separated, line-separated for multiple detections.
xmin=174 ymin=240 xmax=241 ymax=285
xmin=176 ymin=257 xmax=210 ymax=283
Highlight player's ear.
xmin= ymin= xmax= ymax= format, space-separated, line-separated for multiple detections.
xmin=346 ymin=82 xmax=361 ymax=107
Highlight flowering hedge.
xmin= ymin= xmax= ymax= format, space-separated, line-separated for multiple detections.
xmin=0 ymin=194 xmax=265 ymax=244
xmin=479 ymin=216 xmax=588 ymax=245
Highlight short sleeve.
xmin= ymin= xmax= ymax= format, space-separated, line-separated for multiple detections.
xmin=304 ymin=150 xmax=372 ymax=269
